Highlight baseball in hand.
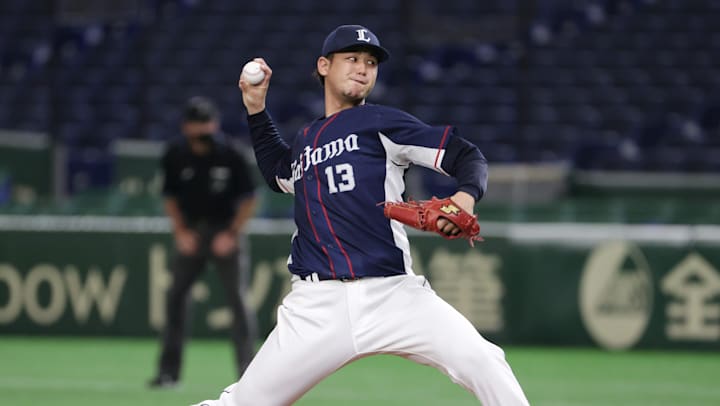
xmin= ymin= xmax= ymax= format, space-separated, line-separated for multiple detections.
xmin=242 ymin=61 xmax=265 ymax=85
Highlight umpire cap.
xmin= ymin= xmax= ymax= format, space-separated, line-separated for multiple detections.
xmin=183 ymin=96 xmax=219 ymax=122
xmin=321 ymin=25 xmax=390 ymax=62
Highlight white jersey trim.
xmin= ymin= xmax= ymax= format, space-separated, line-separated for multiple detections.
xmin=379 ymin=133 xmax=414 ymax=275
xmin=287 ymin=229 xmax=298 ymax=265
xmin=276 ymin=176 xmax=295 ymax=194
xmin=434 ymin=149 xmax=449 ymax=175
xmin=377 ymin=132 xmax=450 ymax=175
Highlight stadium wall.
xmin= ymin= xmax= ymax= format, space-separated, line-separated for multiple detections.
xmin=1 ymin=216 xmax=719 ymax=351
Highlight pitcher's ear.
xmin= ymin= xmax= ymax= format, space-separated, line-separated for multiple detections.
xmin=317 ymin=56 xmax=331 ymax=76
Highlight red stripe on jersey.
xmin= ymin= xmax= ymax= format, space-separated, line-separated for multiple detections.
xmin=310 ymin=114 xmax=356 ymax=279
xmin=321 ymin=245 xmax=335 ymax=276
xmin=315 ymin=167 xmax=356 ymax=278
xmin=433 ymin=125 xmax=452 ymax=169
xmin=301 ymin=151 xmax=336 ymax=278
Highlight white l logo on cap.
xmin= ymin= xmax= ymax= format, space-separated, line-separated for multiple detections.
xmin=356 ymin=29 xmax=371 ymax=42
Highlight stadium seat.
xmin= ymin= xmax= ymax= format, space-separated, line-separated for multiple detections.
xmin=0 ymin=0 xmax=718 ymax=174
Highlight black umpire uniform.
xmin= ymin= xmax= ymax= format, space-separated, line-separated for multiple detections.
xmin=150 ymin=97 xmax=258 ymax=388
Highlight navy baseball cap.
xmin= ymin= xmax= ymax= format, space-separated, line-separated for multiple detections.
xmin=321 ymin=25 xmax=390 ymax=62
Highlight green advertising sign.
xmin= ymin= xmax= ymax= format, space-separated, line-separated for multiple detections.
xmin=0 ymin=230 xmax=292 ymax=338
xmin=1 ymin=216 xmax=719 ymax=351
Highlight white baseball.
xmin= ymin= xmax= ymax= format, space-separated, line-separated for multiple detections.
xmin=242 ymin=61 xmax=265 ymax=85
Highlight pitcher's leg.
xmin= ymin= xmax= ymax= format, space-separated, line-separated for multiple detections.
xmin=403 ymin=329 xmax=528 ymax=406
xmin=193 ymin=280 xmax=357 ymax=406
xmin=358 ymin=276 xmax=529 ymax=406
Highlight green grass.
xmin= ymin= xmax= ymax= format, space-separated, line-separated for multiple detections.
xmin=0 ymin=336 xmax=718 ymax=405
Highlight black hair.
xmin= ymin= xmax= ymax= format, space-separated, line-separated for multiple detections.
xmin=183 ymin=96 xmax=219 ymax=122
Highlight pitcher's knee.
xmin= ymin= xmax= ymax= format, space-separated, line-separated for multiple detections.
xmin=450 ymin=339 xmax=509 ymax=378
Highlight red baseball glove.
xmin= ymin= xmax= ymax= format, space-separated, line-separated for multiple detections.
xmin=381 ymin=197 xmax=483 ymax=246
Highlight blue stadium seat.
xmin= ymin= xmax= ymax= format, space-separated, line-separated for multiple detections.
xmin=143 ymin=123 xmax=175 ymax=141
xmin=411 ymin=105 xmax=442 ymax=124
xmin=643 ymin=147 xmax=688 ymax=172
xmin=0 ymin=0 xmax=716 ymax=170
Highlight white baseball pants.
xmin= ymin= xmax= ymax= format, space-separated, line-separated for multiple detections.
xmin=193 ymin=274 xmax=529 ymax=405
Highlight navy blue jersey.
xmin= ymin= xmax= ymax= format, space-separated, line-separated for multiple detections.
xmin=248 ymin=104 xmax=487 ymax=280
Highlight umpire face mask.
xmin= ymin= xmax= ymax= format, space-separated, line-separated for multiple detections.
xmin=186 ymin=133 xmax=216 ymax=156
xmin=192 ymin=133 xmax=215 ymax=146
xmin=183 ymin=119 xmax=220 ymax=151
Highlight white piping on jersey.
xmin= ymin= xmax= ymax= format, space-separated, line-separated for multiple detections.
xmin=434 ymin=150 xmax=449 ymax=175
xmin=287 ymin=229 xmax=298 ymax=265
xmin=379 ymin=131 xmax=453 ymax=274
xmin=377 ymin=133 xmax=409 ymax=275
xmin=276 ymin=176 xmax=295 ymax=194
xmin=377 ymin=132 xmax=450 ymax=175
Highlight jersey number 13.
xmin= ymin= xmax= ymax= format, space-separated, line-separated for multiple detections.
xmin=324 ymin=163 xmax=355 ymax=194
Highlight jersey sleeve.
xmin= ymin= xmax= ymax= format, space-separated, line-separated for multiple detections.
xmin=378 ymin=107 xmax=488 ymax=200
xmin=377 ymin=107 xmax=454 ymax=173
xmin=247 ymin=110 xmax=294 ymax=194
xmin=441 ymin=135 xmax=488 ymax=200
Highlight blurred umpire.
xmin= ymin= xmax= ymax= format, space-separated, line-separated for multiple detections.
xmin=149 ymin=96 xmax=258 ymax=388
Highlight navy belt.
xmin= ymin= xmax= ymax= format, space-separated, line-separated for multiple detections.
xmin=299 ymin=272 xmax=362 ymax=282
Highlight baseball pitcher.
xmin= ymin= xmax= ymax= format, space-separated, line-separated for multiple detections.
xmin=193 ymin=25 xmax=529 ymax=406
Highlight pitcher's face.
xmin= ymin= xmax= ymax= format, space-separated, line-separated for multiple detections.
xmin=319 ymin=51 xmax=379 ymax=102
